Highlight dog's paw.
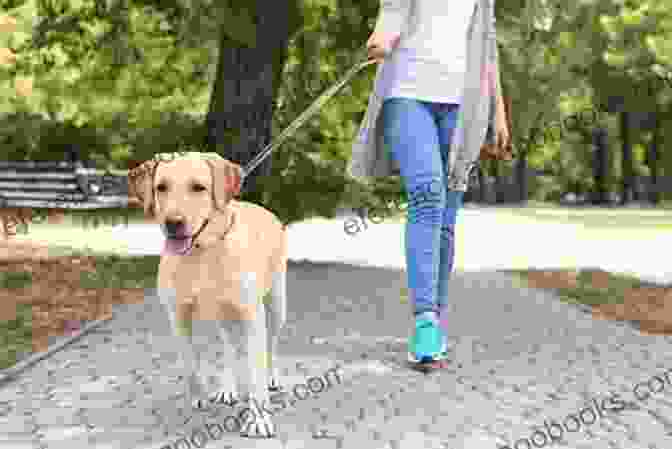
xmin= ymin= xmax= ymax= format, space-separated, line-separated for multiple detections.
xmin=240 ymin=410 xmax=276 ymax=438
xmin=209 ymin=391 xmax=239 ymax=407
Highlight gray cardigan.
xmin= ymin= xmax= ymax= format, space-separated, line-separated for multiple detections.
xmin=347 ymin=0 xmax=501 ymax=192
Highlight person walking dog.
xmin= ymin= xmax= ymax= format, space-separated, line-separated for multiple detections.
xmin=347 ymin=0 xmax=510 ymax=370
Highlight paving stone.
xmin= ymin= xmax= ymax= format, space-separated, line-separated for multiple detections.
xmin=37 ymin=425 xmax=90 ymax=448
xmin=32 ymin=406 xmax=81 ymax=427
xmin=601 ymin=430 xmax=654 ymax=449
xmin=0 ymin=415 xmax=36 ymax=433
xmin=77 ymin=427 xmax=156 ymax=448
xmin=0 ymin=387 xmax=26 ymax=405
xmin=1 ymin=266 xmax=672 ymax=448
xmin=618 ymin=409 xmax=672 ymax=445
xmin=0 ymin=440 xmax=37 ymax=449
xmin=90 ymin=406 xmax=161 ymax=428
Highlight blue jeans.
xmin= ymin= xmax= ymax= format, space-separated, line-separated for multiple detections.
xmin=381 ymin=98 xmax=464 ymax=316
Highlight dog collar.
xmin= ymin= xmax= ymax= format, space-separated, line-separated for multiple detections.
xmin=191 ymin=208 xmax=236 ymax=251
xmin=191 ymin=217 xmax=210 ymax=245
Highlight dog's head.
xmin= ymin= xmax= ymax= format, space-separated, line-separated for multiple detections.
xmin=127 ymin=152 xmax=242 ymax=255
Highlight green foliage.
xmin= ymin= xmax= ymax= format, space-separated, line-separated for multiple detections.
xmin=0 ymin=303 xmax=33 ymax=371
xmin=2 ymin=0 xmax=214 ymax=163
xmin=245 ymin=0 xmax=405 ymax=223
xmin=0 ymin=270 xmax=33 ymax=289
xmin=77 ymin=253 xmax=158 ymax=289
xmin=508 ymin=268 xmax=659 ymax=308
xmin=498 ymin=0 xmax=672 ymax=201
xmin=0 ymin=270 xmax=33 ymax=370
xmin=1 ymin=0 xmax=672 ymax=218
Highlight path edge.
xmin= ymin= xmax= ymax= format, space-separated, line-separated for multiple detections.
xmin=0 ymin=315 xmax=114 ymax=386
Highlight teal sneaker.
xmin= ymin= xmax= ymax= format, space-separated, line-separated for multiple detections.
xmin=408 ymin=318 xmax=444 ymax=364
xmin=437 ymin=311 xmax=450 ymax=361
xmin=437 ymin=334 xmax=449 ymax=360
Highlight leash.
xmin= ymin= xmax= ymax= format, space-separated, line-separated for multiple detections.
xmin=0 ymin=50 xmax=376 ymax=387
xmin=170 ymin=49 xmax=376 ymax=252
xmin=241 ymin=47 xmax=377 ymax=182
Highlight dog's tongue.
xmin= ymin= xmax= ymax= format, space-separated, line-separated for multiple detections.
xmin=163 ymin=237 xmax=192 ymax=255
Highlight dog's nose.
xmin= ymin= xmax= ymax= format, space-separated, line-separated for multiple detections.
xmin=164 ymin=218 xmax=184 ymax=235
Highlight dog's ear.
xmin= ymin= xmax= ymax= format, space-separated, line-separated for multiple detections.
xmin=128 ymin=159 xmax=158 ymax=217
xmin=206 ymin=158 xmax=242 ymax=211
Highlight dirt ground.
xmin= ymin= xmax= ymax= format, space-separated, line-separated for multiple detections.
xmin=0 ymin=240 xmax=145 ymax=354
xmin=519 ymin=269 xmax=672 ymax=335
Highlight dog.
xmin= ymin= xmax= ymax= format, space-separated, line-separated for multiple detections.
xmin=128 ymin=152 xmax=287 ymax=438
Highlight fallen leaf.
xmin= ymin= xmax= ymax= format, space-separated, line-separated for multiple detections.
xmin=0 ymin=16 xmax=18 ymax=33
xmin=0 ymin=47 xmax=16 ymax=66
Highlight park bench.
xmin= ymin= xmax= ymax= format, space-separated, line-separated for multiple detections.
xmin=0 ymin=160 xmax=128 ymax=237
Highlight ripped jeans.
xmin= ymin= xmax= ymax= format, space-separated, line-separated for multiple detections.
xmin=381 ymin=98 xmax=464 ymax=319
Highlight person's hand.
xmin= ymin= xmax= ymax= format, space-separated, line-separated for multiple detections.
xmin=495 ymin=95 xmax=510 ymax=148
xmin=495 ymin=118 xmax=510 ymax=148
xmin=366 ymin=31 xmax=400 ymax=63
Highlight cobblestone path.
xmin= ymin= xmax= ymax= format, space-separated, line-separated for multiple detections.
xmin=1 ymin=262 xmax=671 ymax=449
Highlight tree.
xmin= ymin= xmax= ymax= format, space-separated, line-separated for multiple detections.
xmin=619 ymin=110 xmax=634 ymax=203
xmin=591 ymin=126 xmax=609 ymax=205
xmin=2 ymin=0 xmax=215 ymax=163
xmin=2 ymin=0 xmax=383 ymax=224
xmin=597 ymin=0 xmax=672 ymax=203
xmin=204 ymin=0 xmax=303 ymax=206
xmin=647 ymin=110 xmax=661 ymax=204
xmin=4 ymin=0 xmax=671 ymax=216
xmin=497 ymin=0 xmax=593 ymax=203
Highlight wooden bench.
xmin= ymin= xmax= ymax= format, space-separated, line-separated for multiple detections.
xmin=0 ymin=160 xmax=128 ymax=237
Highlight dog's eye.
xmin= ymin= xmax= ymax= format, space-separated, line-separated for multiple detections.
xmin=156 ymin=184 xmax=167 ymax=192
xmin=192 ymin=184 xmax=207 ymax=192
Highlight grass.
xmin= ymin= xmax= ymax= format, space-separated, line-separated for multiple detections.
xmin=483 ymin=199 xmax=672 ymax=212
xmin=382 ymin=200 xmax=672 ymax=228
xmin=502 ymin=268 xmax=653 ymax=307
xmin=0 ymin=248 xmax=160 ymax=371
xmin=75 ymin=252 xmax=160 ymax=290
xmin=504 ymin=208 xmax=672 ymax=230
xmin=50 ymin=207 xmax=148 ymax=229
xmin=0 ymin=271 xmax=34 ymax=371
xmin=9 ymin=207 xmax=148 ymax=237
xmin=399 ymin=268 xmax=654 ymax=312
xmin=0 ymin=303 xmax=33 ymax=371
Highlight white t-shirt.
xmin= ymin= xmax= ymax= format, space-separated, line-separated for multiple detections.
xmin=382 ymin=0 xmax=477 ymax=104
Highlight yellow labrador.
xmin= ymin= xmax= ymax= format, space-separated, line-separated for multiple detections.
xmin=129 ymin=152 xmax=287 ymax=438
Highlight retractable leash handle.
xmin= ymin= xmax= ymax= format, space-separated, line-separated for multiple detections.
xmin=241 ymin=48 xmax=377 ymax=182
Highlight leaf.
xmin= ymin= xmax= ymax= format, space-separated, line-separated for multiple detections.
xmin=215 ymin=1 xmax=257 ymax=47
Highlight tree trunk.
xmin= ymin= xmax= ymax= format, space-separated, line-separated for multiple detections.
xmin=205 ymin=1 xmax=299 ymax=205
xmin=493 ymin=161 xmax=506 ymax=204
xmin=648 ymin=112 xmax=660 ymax=205
xmin=515 ymin=154 xmax=526 ymax=204
xmin=619 ymin=111 xmax=634 ymax=205
xmin=477 ymin=164 xmax=485 ymax=203
xmin=592 ymin=127 xmax=608 ymax=205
